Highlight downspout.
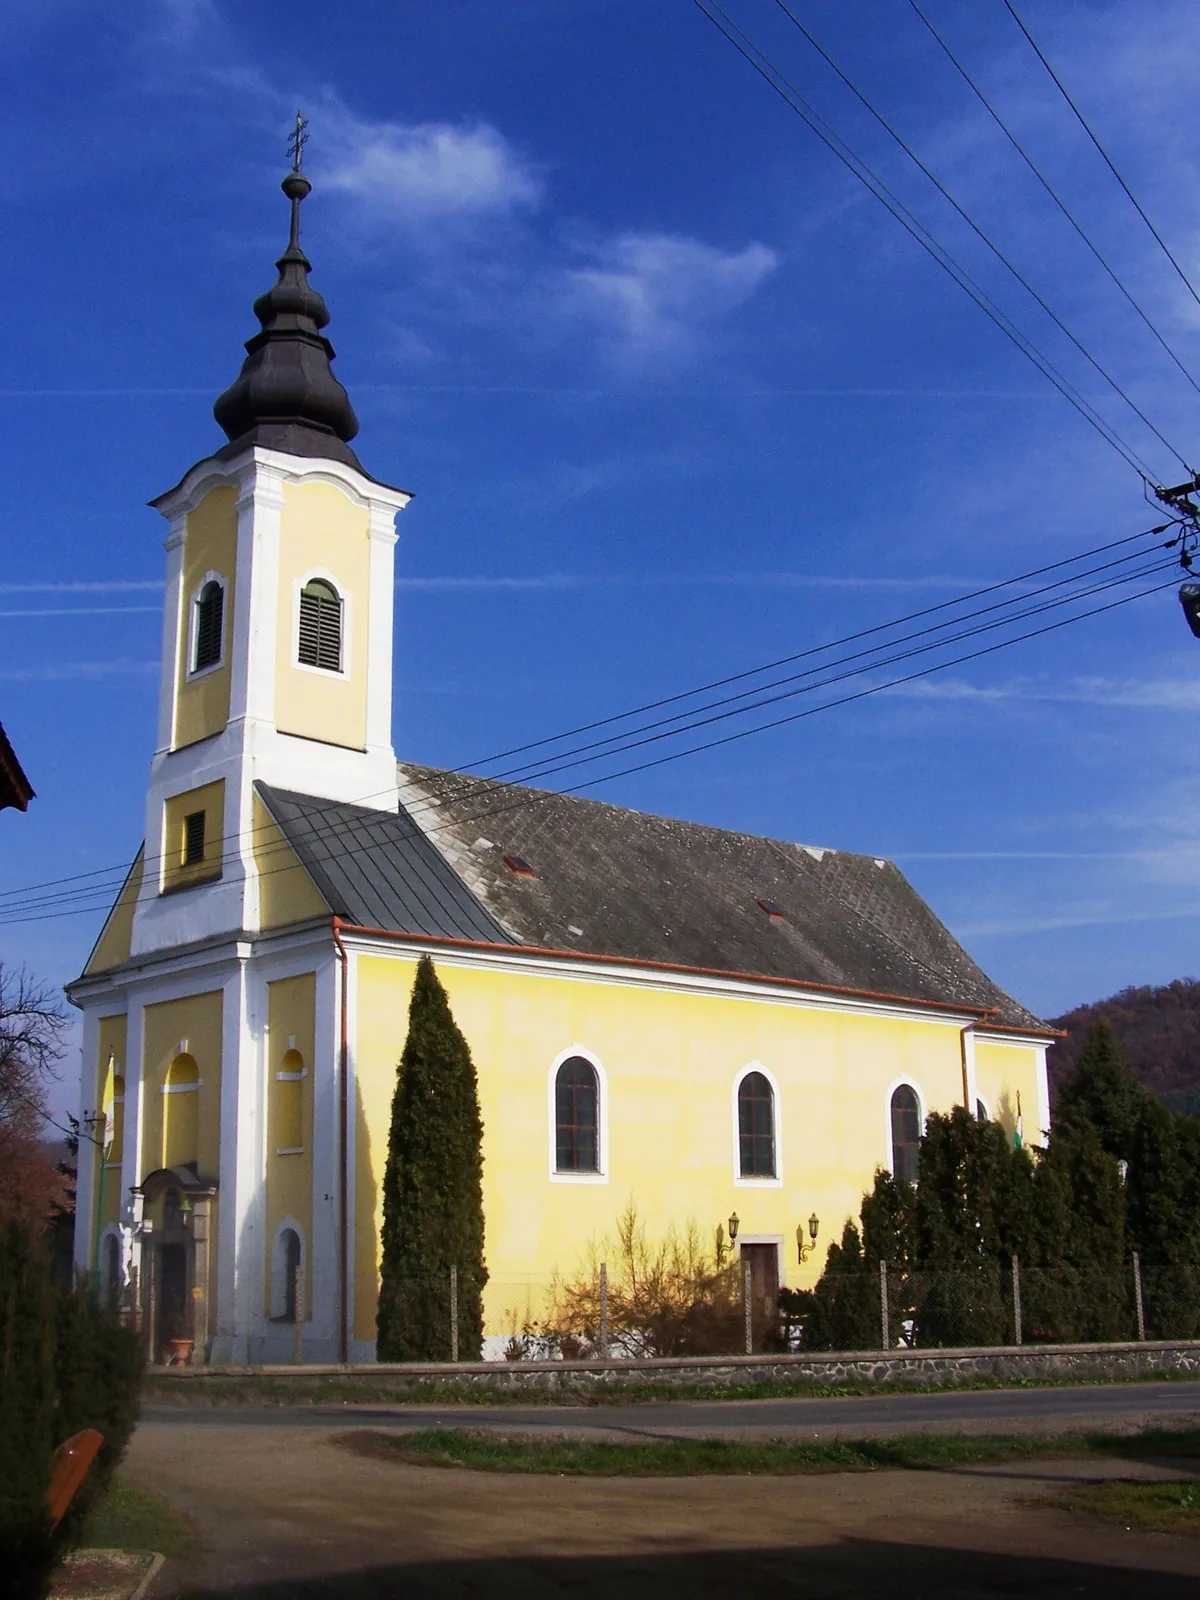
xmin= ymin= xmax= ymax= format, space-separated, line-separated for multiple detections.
xmin=960 ymin=1007 xmax=999 ymax=1107
xmin=332 ymin=918 xmax=350 ymax=1366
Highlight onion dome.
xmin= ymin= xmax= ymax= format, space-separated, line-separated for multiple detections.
xmin=213 ymin=166 xmax=362 ymax=466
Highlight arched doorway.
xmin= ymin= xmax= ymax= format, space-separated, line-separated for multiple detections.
xmin=135 ymin=1167 xmax=217 ymax=1364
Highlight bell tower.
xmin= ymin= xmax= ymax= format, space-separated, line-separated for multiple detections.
xmin=131 ymin=138 xmax=411 ymax=956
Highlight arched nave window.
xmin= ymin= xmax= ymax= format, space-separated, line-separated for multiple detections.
xmin=298 ymin=578 xmax=342 ymax=672
xmin=890 ymin=1084 xmax=922 ymax=1183
xmin=555 ymin=1056 xmax=599 ymax=1173
xmin=737 ymin=1071 xmax=776 ymax=1179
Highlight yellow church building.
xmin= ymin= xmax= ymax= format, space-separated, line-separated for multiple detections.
xmin=69 ymin=157 xmax=1053 ymax=1364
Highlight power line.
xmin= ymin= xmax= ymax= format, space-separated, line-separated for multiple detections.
xmin=768 ymin=0 xmax=1191 ymax=469
xmin=905 ymin=0 xmax=1200 ymax=401
xmin=999 ymin=0 xmax=1200 ymax=318
xmin=5 ymin=549 xmax=1176 ymax=925
xmin=15 ymin=563 xmax=1173 ymax=929
xmin=460 ymin=524 xmax=1168 ymax=770
xmin=0 ymin=525 xmax=1173 ymax=915
xmin=690 ymin=0 xmax=1158 ymax=478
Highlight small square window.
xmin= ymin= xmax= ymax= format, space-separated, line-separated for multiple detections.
xmin=183 ymin=811 xmax=206 ymax=866
xmin=503 ymin=854 xmax=536 ymax=879
xmin=757 ymin=897 xmax=785 ymax=920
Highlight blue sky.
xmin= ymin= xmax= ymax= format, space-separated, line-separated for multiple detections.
xmin=4 ymin=0 xmax=1200 ymax=1113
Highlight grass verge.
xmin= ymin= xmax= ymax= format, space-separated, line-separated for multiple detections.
xmin=332 ymin=1425 xmax=1200 ymax=1478
xmin=1043 ymin=1479 xmax=1200 ymax=1534
xmin=75 ymin=1480 xmax=195 ymax=1557
xmin=143 ymin=1366 xmax=1200 ymax=1409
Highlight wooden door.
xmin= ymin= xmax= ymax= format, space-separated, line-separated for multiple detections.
xmin=741 ymin=1244 xmax=779 ymax=1350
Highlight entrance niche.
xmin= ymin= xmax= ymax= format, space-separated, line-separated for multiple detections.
xmin=135 ymin=1165 xmax=217 ymax=1365
xmin=740 ymin=1243 xmax=780 ymax=1351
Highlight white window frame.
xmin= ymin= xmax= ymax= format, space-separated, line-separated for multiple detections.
xmin=884 ymin=1075 xmax=925 ymax=1179
xmin=269 ymin=1217 xmax=306 ymax=1321
xmin=186 ymin=571 xmax=228 ymax=680
xmin=547 ymin=1045 xmax=608 ymax=1185
xmin=732 ymin=1061 xmax=783 ymax=1188
xmin=293 ymin=568 xmax=351 ymax=680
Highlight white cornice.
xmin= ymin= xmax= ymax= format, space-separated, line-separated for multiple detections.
xmin=151 ymin=446 xmax=412 ymax=522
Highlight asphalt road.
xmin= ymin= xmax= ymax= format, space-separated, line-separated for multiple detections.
xmin=142 ymin=1378 xmax=1200 ymax=1439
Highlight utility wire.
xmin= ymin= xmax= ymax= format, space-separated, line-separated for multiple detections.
xmin=1 ymin=524 xmax=1167 ymax=910
xmin=460 ymin=523 xmax=1169 ymax=769
xmin=7 ymin=551 xmax=1175 ymax=924
xmin=999 ymin=0 xmax=1200 ymax=319
xmin=11 ymin=565 xmax=1173 ymax=928
xmin=906 ymin=0 xmax=1200 ymax=400
xmin=769 ymin=0 xmax=1191 ymax=469
xmin=690 ymin=0 xmax=1157 ymax=478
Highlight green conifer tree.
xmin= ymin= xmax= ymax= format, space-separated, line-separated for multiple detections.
xmin=1054 ymin=1019 xmax=1148 ymax=1162
xmin=376 ymin=957 xmax=487 ymax=1361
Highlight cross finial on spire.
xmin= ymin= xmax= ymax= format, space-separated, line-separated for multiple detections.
xmin=288 ymin=109 xmax=309 ymax=174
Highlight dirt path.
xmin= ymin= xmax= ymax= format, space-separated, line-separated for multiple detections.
xmin=129 ymin=1417 xmax=1200 ymax=1598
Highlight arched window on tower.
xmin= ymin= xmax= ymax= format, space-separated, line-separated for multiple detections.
xmin=737 ymin=1071 xmax=776 ymax=1178
xmin=193 ymin=580 xmax=224 ymax=672
xmin=298 ymin=578 xmax=342 ymax=672
xmin=890 ymin=1084 xmax=922 ymax=1183
xmin=555 ymin=1056 xmax=599 ymax=1173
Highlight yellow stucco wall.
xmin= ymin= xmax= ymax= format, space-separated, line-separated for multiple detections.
xmin=85 ymin=850 xmax=145 ymax=975
xmin=351 ymin=953 xmax=1044 ymax=1343
xmin=94 ymin=1015 xmax=128 ymax=1237
xmin=264 ymin=974 xmax=316 ymax=1319
xmin=274 ymin=480 xmax=370 ymax=751
xmin=141 ymin=991 xmax=223 ymax=1180
xmin=253 ymin=795 xmax=329 ymax=929
xmin=161 ymin=780 xmax=225 ymax=894
xmin=975 ymin=1041 xmax=1041 ymax=1141
xmin=174 ymin=485 xmax=237 ymax=749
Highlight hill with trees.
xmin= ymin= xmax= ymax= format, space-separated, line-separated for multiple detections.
xmin=1048 ymin=978 xmax=1200 ymax=1116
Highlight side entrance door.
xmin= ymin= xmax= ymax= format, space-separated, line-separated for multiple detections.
xmin=740 ymin=1243 xmax=779 ymax=1351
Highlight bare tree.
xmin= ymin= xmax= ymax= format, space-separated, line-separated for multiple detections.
xmin=0 ymin=963 xmax=71 ymax=1230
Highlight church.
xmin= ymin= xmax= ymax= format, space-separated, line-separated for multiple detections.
xmin=70 ymin=155 xmax=1053 ymax=1364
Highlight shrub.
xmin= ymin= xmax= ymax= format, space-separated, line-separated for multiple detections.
xmin=0 ymin=1222 xmax=144 ymax=1599
xmin=547 ymin=1203 xmax=744 ymax=1358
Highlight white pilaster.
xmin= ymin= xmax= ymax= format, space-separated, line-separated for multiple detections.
xmin=74 ymin=1008 xmax=101 ymax=1277
xmin=156 ymin=520 xmax=186 ymax=756
xmin=211 ymin=952 xmax=261 ymax=1363
xmin=364 ymin=507 xmax=398 ymax=758
xmin=119 ymin=995 xmax=147 ymax=1281
xmin=310 ymin=954 xmax=340 ymax=1358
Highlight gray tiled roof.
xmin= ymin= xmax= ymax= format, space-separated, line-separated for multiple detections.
xmin=394 ymin=763 xmax=1044 ymax=1032
xmin=258 ymin=768 xmax=1044 ymax=1032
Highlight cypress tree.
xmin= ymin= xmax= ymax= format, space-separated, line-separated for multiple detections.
xmin=376 ymin=957 xmax=487 ymax=1361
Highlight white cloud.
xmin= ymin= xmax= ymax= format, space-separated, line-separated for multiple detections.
xmin=885 ymin=674 xmax=1200 ymax=711
xmin=558 ymin=233 xmax=778 ymax=362
xmin=320 ymin=114 xmax=540 ymax=225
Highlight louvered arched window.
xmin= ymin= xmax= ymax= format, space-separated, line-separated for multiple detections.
xmin=193 ymin=580 xmax=224 ymax=672
xmin=298 ymin=578 xmax=342 ymax=672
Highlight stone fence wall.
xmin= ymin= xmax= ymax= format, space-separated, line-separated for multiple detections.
xmin=154 ymin=1338 xmax=1200 ymax=1396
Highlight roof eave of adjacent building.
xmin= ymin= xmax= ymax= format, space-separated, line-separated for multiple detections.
xmin=330 ymin=916 xmax=1057 ymax=1039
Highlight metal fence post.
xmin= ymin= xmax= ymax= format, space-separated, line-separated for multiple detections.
xmin=293 ymin=1264 xmax=304 ymax=1366
xmin=743 ymin=1258 xmax=753 ymax=1354
xmin=1133 ymin=1251 xmax=1146 ymax=1342
xmin=450 ymin=1265 xmax=459 ymax=1362
xmin=880 ymin=1261 xmax=889 ymax=1352
xmin=1011 ymin=1254 xmax=1022 ymax=1346
xmin=599 ymin=1262 xmax=609 ymax=1358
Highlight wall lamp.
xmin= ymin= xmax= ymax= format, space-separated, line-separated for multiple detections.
xmin=727 ymin=1211 xmax=739 ymax=1243
xmin=797 ymin=1213 xmax=820 ymax=1263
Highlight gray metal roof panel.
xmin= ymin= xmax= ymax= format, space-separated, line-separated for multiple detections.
xmin=255 ymin=782 xmax=515 ymax=944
